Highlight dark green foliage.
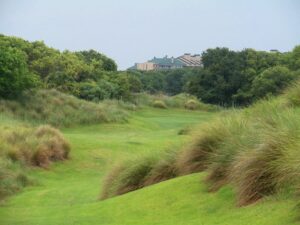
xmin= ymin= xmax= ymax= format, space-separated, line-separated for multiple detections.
xmin=251 ymin=66 xmax=294 ymax=98
xmin=185 ymin=48 xmax=290 ymax=106
xmin=76 ymin=49 xmax=117 ymax=72
xmin=0 ymin=45 xmax=40 ymax=98
xmin=134 ymin=47 xmax=300 ymax=106
xmin=1 ymin=34 xmax=300 ymax=107
xmin=0 ymin=34 xmax=129 ymax=101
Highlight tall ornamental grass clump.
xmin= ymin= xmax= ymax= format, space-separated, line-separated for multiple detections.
xmin=152 ymin=100 xmax=167 ymax=109
xmin=0 ymin=124 xmax=70 ymax=199
xmin=100 ymin=150 xmax=179 ymax=200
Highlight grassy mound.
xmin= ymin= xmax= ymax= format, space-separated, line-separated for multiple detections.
xmin=101 ymin=82 xmax=300 ymax=221
xmin=2 ymin=106 xmax=297 ymax=224
xmin=133 ymin=93 xmax=220 ymax=111
xmin=0 ymin=89 xmax=128 ymax=127
xmin=0 ymin=123 xmax=70 ymax=200
xmin=96 ymin=174 xmax=296 ymax=225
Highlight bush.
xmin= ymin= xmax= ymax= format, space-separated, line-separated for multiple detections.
xmin=152 ymin=100 xmax=167 ymax=109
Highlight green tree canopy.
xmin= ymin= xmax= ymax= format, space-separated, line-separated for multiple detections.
xmin=0 ymin=45 xmax=40 ymax=98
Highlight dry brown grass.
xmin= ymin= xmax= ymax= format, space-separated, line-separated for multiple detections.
xmin=152 ymin=100 xmax=167 ymax=109
xmin=100 ymin=162 xmax=125 ymax=200
xmin=0 ymin=124 xmax=71 ymax=199
xmin=176 ymin=121 xmax=227 ymax=175
xmin=143 ymin=151 xmax=178 ymax=186
xmin=205 ymin=165 xmax=229 ymax=192
xmin=4 ymin=125 xmax=71 ymax=168
xmin=230 ymin=149 xmax=277 ymax=206
xmin=100 ymin=152 xmax=180 ymax=199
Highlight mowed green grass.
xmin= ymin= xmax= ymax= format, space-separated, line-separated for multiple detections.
xmin=0 ymin=108 xmax=298 ymax=225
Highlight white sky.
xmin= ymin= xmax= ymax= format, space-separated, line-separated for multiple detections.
xmin=1 ymin=0 xmax=299 ymax=69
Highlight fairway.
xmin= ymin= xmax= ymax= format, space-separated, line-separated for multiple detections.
xmin=0 ymin=108 xmax=299 ymax=225
xmin=0 ymin=109 xmax=213 ymax=225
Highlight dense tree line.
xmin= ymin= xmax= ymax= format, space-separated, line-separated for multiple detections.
xmin=0 ymin=34 xmax=299 ymax=106
xmin=0 ymin=34 xmax=140 ymax=101
xmin=131 ymin=47 xmax=300 ymax=106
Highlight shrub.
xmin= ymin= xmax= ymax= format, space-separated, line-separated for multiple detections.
xmin=152 ymin=100 xmax=167 ymax=109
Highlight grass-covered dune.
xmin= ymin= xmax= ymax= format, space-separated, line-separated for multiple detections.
xmin=1 ymin=108 xmax=299 ymax=225
xmin=133 ymin=92 xmax=220 ymax=111
xmin=0 ymin=89 xmax=129 ymax=127
xmin=0 ymin=108 xmax=215 ymax=224
xmin=0 ymin=88 xmax=216 ymax=202
xmin=0 ymin=89 xmax=131 ymax=200
xmin=101 ymin=81 xmax=300 ymax=220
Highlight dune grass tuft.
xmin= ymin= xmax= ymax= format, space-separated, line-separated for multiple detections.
xmin=152 ymin=100 xmax=167 ymax=109
xmin=0 ymin=89 xmax=128 ymax=127
xmin=101 ymin=150 xmax=180 ymax=199
xmin=0 ymin=124 xmax=70 ymax=199
xmin=184 ymin=99 xmax=198 ymax=110
xmin=133 ymin=92 xmax=220 ymax=111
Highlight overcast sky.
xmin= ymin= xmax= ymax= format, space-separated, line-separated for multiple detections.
xmin=1 ymin=0 xmax=299 ymax=70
